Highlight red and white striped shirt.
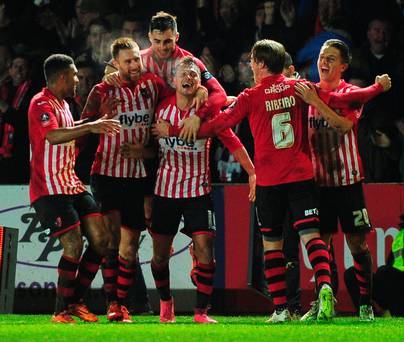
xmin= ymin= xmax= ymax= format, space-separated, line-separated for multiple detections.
xmin=82 ymin=73 xmax=170 ymax=178
xmin=141 ymin=46 xmax=193 ymax=89
xmin=155 ymin=95 xmax=242 ymax=198
xmin=28 ymin=88 xmax=86 ymax=203
xmin=308 ymin=80 xmax=364 ymax=187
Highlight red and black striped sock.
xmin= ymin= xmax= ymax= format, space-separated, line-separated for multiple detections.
xmin=195 ymin=261 xmax=215 ymax=309
xmin=305 ymin=238 xmax=331 ymax=290
xmin=264 ymin=250 xmax=287 ymax=311
xmin=73 ymin=247 xmax=102 ymax=302
xmin=151 ymin=259 xmax=171 ymax=301
xmin=116 ymin=255 xmax=137 ymax=305
xmin=101 ymin=249 xmax=119 ymax=303
xmin=55 ymin=254 xmax=79 ymax=313
xmin=352 ymin=250 xmax=372 ymax=305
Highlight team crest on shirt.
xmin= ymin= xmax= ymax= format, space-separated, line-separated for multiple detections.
xmin=140 ymin=84 xmax=151 ymax=99
xmin=40 ymin=112 xmax=51 ymax=127
xmin=54 ymin=217 xmax=62 ymax=227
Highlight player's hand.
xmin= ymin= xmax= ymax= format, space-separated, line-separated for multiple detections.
xmin=89 ymin=116 xmax=120 ymax=135
xmin=179 ymin=115 xmax=201 ymax=142
xmin=248 ymin=174 xmax=256 ymax=202
xmin=120 ymin=141 xmax=144 ymax=159
xmin=225 ymin=96 xmax=237 ymax=107
xmin=375 ymin=74 xmax=391 ymax=92
xmin=152 ymin=119 xmax=171 ymax=138
xmin=295 ymin=82 xmax=319 ymax=105
xmin=100 ymin=95 xmax=121 ymax=118
xmin=104 ymin=71 xmax=124 ymax=87
xmin=191 ymin=86 xmax=208 ymax=110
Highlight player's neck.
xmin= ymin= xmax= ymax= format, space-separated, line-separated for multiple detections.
xmin=176 ymin=92 xmax=193 ymax=110
xmin=47 ymin=85 xmax=65 ymax=101
xmin=318 ymin=78 xmax=341 ymax=91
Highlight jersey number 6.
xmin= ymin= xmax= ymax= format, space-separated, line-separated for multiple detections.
xmin=272 ymin=112 xmax=295 ymax=149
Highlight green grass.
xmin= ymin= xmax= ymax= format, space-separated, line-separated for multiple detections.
xmin=0 ymin=315 xmax=403 ymax=342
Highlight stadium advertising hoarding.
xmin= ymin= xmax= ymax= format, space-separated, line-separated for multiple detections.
xmin=0 ymin=186 xmax=194 ymax=291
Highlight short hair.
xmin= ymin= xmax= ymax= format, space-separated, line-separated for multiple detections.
xmin=149 ymin=11 xmax=177 ymax=33
xmin=88 ymin=17 xmax=112 ymax=32
xmin=251 ymin=39 xmax=285 ymax=74
xmin=284 ymin=51 xmax=293 ymax=69
xmin=43 ymin=54 xmax=74 ymax=84
xmin=321 ymin=39 xmax=351 ymax=64
xmin=175 ymin=56 xmax=201 ymax=77
xmin=110 ymin=37 xmax=139 ymax=59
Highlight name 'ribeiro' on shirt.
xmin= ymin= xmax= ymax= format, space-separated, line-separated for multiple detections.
xmin=265 ymin=95 xmax=296 ymax=112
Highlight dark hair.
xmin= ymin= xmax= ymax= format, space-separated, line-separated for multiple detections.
xmin=284 ymin=51 xmax=293 ymax=69
xmin=149 ymin=11 xmax=177 ymax=33
xmin=176 ymin=56 xmax=201 ymax=77
xmin=321 ymin=39 xmax=351 ymax=64
xmin=88 ymin=17 xmax=112 ymax=33
xmin=43 ymin=54 xmax=74 ymax=84
xmin=110 ymin=37 xmax=139 ymax=59
xmin=251 ymin=39 xmax=285 ymax=74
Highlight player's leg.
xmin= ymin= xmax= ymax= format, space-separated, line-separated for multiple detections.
xmin=113 ymin=177 xmax=148 ymax=323
xmin=289 ymin=180 xmax=334 ymax=321
xmin=150 ymin=196 xmax=181 ymax=323
xmin=183 ymin=195 xmax=217 ymax=323
xmin=32 ymin=195 xmax=84 ymax=323
xmin=65 ymin=192 xmax=109 ymax=322
xmin=256 ymin=184 xmax=291 ymax=323
xmin=340 ymin=182 xmax=373 ymax=321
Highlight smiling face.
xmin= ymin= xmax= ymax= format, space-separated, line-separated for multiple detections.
xmin=317 ymin=45 xmax=347 ymax=84
xmin=148 ymin=28 xmax=179 ymax=60
xmin=113 ymin=47 xmax=142 ymax=83
xmin=174 ymin=63 xmax=201 ymax=97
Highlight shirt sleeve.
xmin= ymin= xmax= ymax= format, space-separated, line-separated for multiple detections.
xmin=217 ymin=128 xmax=243 ymax=153
xmin=327 ymin=83 xmax=384 ymax=109
xmin=29 ymin=100 xmax=59 ymax=140
xmin=193 ymin=57 xmax=227 ymax=120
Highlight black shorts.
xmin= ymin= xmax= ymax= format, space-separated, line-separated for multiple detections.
xmin=90 ymin=174 xmax=146 ymax=231
xmin=151 ymin=194 xmax=216 ymax=237
xmin=318 ymin=182 xmax=372 ymax=234
xmin=32 ymin=191 xmax=100 ymax=238
xmin=255 ymin=179 xmax=320 ymax=240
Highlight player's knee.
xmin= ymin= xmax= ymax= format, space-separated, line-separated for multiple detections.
xmin=91 ymin=234 xmax=109 ymax=257
xmin=63 ymin=239 xmax=83 ymax=259
xmin=120 ymin=245 xmax=138 ymax=264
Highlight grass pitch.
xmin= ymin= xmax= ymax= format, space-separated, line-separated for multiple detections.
xmin=0 ymin=315 xmax=403 ymax=342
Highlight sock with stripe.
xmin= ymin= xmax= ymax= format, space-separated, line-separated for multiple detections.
xmin=73 ymin=247 xmax=102 ymax=303
xmin=151 ymin=259 xmax=171 ymax=301
xmin=101 ymin=249 xmax=119 ymax=303
xmin=352 ymin=249 xmax=372 ymax=305
xmin=195 ymin=261 xmax=215 ymax=309
xmin=116 ymin=255 xmax=137 ymax=305
xmin=55 ymin=254 xmax=79 ymax=314
xmin=305 ymin=238 xmax=332 ymax=291
xmin=264 ymin=250 xmax=287 ymax=311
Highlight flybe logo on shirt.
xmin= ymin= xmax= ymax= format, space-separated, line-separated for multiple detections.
xmin=119 ymin=111 xmax=150 ymax=127
xmin=163 ymin=136 xmax=198 ymax=151
xmin=309 ymin=117 xmax=329 ymax=129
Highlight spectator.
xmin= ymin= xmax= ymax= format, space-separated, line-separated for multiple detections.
xmin=0 ymin=54 xmax=38 ymax=183
xmin=121 ymin=16 xmax=148 ymax=49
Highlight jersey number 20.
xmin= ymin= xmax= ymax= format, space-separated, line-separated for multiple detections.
xmin=272 ymin=112 xmax=295 ymax=149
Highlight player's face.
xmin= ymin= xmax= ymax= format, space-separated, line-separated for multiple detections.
xmin=148 ymin=29 xmax=179 ymax=60
xmin=174 ymin=64 xmax=201 ymax=97
xmin=63 ymin=64 xmax=79 ymax=98
xmin=317 ymin=46 xmax=347 ymax=83
xmin=114 ymin=47 xmax=142 ymax=83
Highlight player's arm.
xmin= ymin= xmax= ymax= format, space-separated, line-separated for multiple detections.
xmin=295 ymin=82 xmax=355 ymax=134
xmin=326 ymin=74 xmax=391 ymax=109
xmin=46 ymin=118 xmax=120 ymax=145
xmin=157 ymin=91 xmax=251 ymax=139
xmin=218 ymin=128 xmax=256 ymax=202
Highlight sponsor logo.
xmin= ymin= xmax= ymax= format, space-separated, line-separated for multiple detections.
xmin=304 ymin=208 xmax=319 ymax=216
xmin=264 ymin=83 xmax=291 ymax=94
xmin=163 ymin=136 xmax=198 ymax=150
xmin=119 ymin=112 xmax=150 ymax=127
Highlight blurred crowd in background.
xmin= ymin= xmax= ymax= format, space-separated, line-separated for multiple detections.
xmin=0 ymin=0 xmax=404 ymax=185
